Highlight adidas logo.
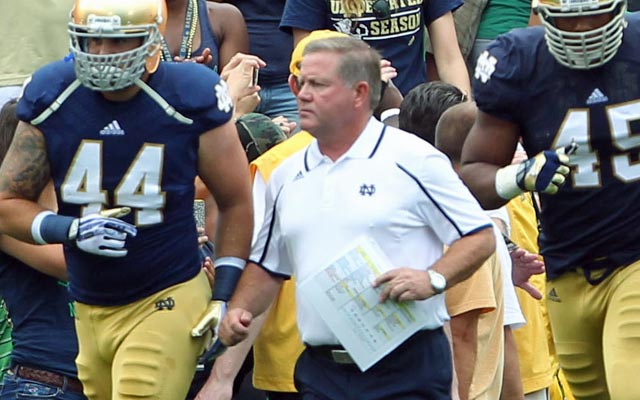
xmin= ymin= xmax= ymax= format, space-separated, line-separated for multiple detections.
xmin=293 ymin=171 xmax=304 ymax=181
xmin=586 ymin=88 xmax=609 ymax=105
xmin=100 ymin=120 xmax=125 ymax=136
xmin=547 ymin=288 xmax=561 ymax=302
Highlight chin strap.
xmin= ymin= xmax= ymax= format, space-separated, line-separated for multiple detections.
xmin=135 ymin=78 xmax=193 ymax=125
xmin=31 ymin=79 xmax=82 ymax=125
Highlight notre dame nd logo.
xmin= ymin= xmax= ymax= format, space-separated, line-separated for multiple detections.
xmin=155 ymin=297 xmax=175 ymax=311
xmin=474 ymin=51 xmax=498 ymax=84
xmin=359 ymin=184 xmax=376 ymax=196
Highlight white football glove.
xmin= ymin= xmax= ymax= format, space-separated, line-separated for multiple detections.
xmin=192 ymin=300 xmax=228 ymax=362
xmin=495 ymin=143 xmax=577 ymax=200
xmin=69 ymin=207 xmax=137 ymax=257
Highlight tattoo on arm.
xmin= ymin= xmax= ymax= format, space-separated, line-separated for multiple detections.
xmin=0 ymin=122 xmax=51 ymax=201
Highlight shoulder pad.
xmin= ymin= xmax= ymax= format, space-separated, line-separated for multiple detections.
xmin=17 ymin=61 xmax=77 ymax=124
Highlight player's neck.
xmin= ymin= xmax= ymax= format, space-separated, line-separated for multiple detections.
xmin=100 ymin=72 xmax=149 ymax=102
xmin=166 ymin=0 xmax=188 ymax=13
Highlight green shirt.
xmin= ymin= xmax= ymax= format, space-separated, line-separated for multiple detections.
xmin=476 ymin=0 xmax=531 ymax=40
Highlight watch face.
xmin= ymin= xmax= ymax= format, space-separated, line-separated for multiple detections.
xmin=429 ymin=270 xmax=446 ymax=292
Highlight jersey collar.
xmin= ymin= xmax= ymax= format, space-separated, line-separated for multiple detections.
xmin=303 ymin=117 xmax=387 ymax=172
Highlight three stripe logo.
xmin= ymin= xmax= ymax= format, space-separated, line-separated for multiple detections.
xmin=100 ymin=120 xmax=125 ymax=136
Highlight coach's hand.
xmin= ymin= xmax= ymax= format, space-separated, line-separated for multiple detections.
xmin=69 ymin=207 xmax=137 ymax=257
xmin=495 ymin=144 xmax=576 ymax=200
xmin=219 ymin=307 xmax=253 ymax=347
xmin=373 ymin=268 xmax=431 ymax=302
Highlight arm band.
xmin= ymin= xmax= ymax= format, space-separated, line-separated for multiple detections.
xmin=212 ymin=256 xmax=246 ymax=301
xmin=495 ymin=164 xmax=524 ymax=200
xmin=31 ymin=211 xmax=75 ymax=245
xmin=379 ymin=107 xmax=400 ymax=123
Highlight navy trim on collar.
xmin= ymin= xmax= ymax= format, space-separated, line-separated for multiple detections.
xmin=304 ymin=146 xmax=311 ymax=172
xmin=368 ymin=125 xmax=386 ymax=159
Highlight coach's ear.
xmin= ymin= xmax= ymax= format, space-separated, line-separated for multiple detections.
xmin=288 ymin=74 xmax=300 ymax=96
xmin=353 ymin=81 xmax=370 ymax=110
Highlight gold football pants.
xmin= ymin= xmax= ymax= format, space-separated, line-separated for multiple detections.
xmin=74 ymin=271 xmax=211 ymax=400
xmin=546 ymin=260 xmax=640 ymax=400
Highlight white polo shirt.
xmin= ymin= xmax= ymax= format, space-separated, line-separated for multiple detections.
xmin=250 ymin=118 xmax=493 ymax=346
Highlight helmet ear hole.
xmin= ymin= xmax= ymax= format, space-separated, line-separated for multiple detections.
xmin=146 ymin=43 xmax=162 ymax=74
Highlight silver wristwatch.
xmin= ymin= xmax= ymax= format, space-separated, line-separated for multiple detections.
xmin=427 ymin=269 xmax=447 ymax=294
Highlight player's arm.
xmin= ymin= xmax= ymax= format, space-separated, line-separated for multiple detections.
xmin=460 ymin=111 xmax=519 ymax=209
xmin=0 ymin=121 xmax=54 ymax=243
xmin=0 ymin=121 xmax=137 ymax=257
xmin=461 ymin=110 xmax=573 ymax=210
xmin=0 ymin=235 xmax=66 ymax=280
xmin=198 ymin=119 xmax=253 ymax=302
xmin=427 ymin=12 xmax=471 ymax=97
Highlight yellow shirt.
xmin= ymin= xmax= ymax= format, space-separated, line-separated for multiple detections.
xmin=508 ymin=193 xmax=579 ymax=400
xmin=250 ymin=132 xmax=313 ymax=392
xmin=508 ymin=194 xmax=554 ymax=393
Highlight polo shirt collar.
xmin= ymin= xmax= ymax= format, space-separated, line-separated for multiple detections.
xmin=303 ymin=117 xmax=387 ymax=172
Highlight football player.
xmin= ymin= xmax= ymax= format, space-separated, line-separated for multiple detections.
xmin=460 ymin=0 xmax=640 ymax=398
xmin=0 ymin=0 xmax=253 ymax=398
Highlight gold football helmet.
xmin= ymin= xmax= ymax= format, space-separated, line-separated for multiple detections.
xmin=69 ymin=0 xmax=168 ymax=91
xmin=533 ymin=0 xmax=627 ymax=69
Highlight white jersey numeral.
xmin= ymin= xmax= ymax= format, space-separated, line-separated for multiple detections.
xmin=61 ymin=141 xmax=166 ymax=225
xmin=551 ymin=100 xmax=640 ymax=188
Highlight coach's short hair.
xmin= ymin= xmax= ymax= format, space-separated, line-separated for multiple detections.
xmin=303 ymin=36 xmax=382 ymax=110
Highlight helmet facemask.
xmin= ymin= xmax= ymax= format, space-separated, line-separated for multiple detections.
xmin=69 ymin=0 xmax=166 ymax=91
xmin=535 ymin=0 xmax=627 ymax=70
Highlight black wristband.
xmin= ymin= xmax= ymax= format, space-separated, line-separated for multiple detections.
xmin=212 ymin=265 xmax=242 ymax=301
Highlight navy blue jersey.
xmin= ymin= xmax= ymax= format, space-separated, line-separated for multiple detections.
xmin=280 ymin=0 xmax=461 ymax=95
xmin=0 ymin=253 xmax=78 ymax=377
xmin=17 ymin=61 xmax=232 ymax=305
xmin=232 ymin=0 xmax=293 ymax=85
xmin=473 ymin=14 xmax=640 ymax=279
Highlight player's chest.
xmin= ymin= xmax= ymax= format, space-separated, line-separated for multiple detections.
xmin=522 ymin=63 xmax=640 ymax=154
